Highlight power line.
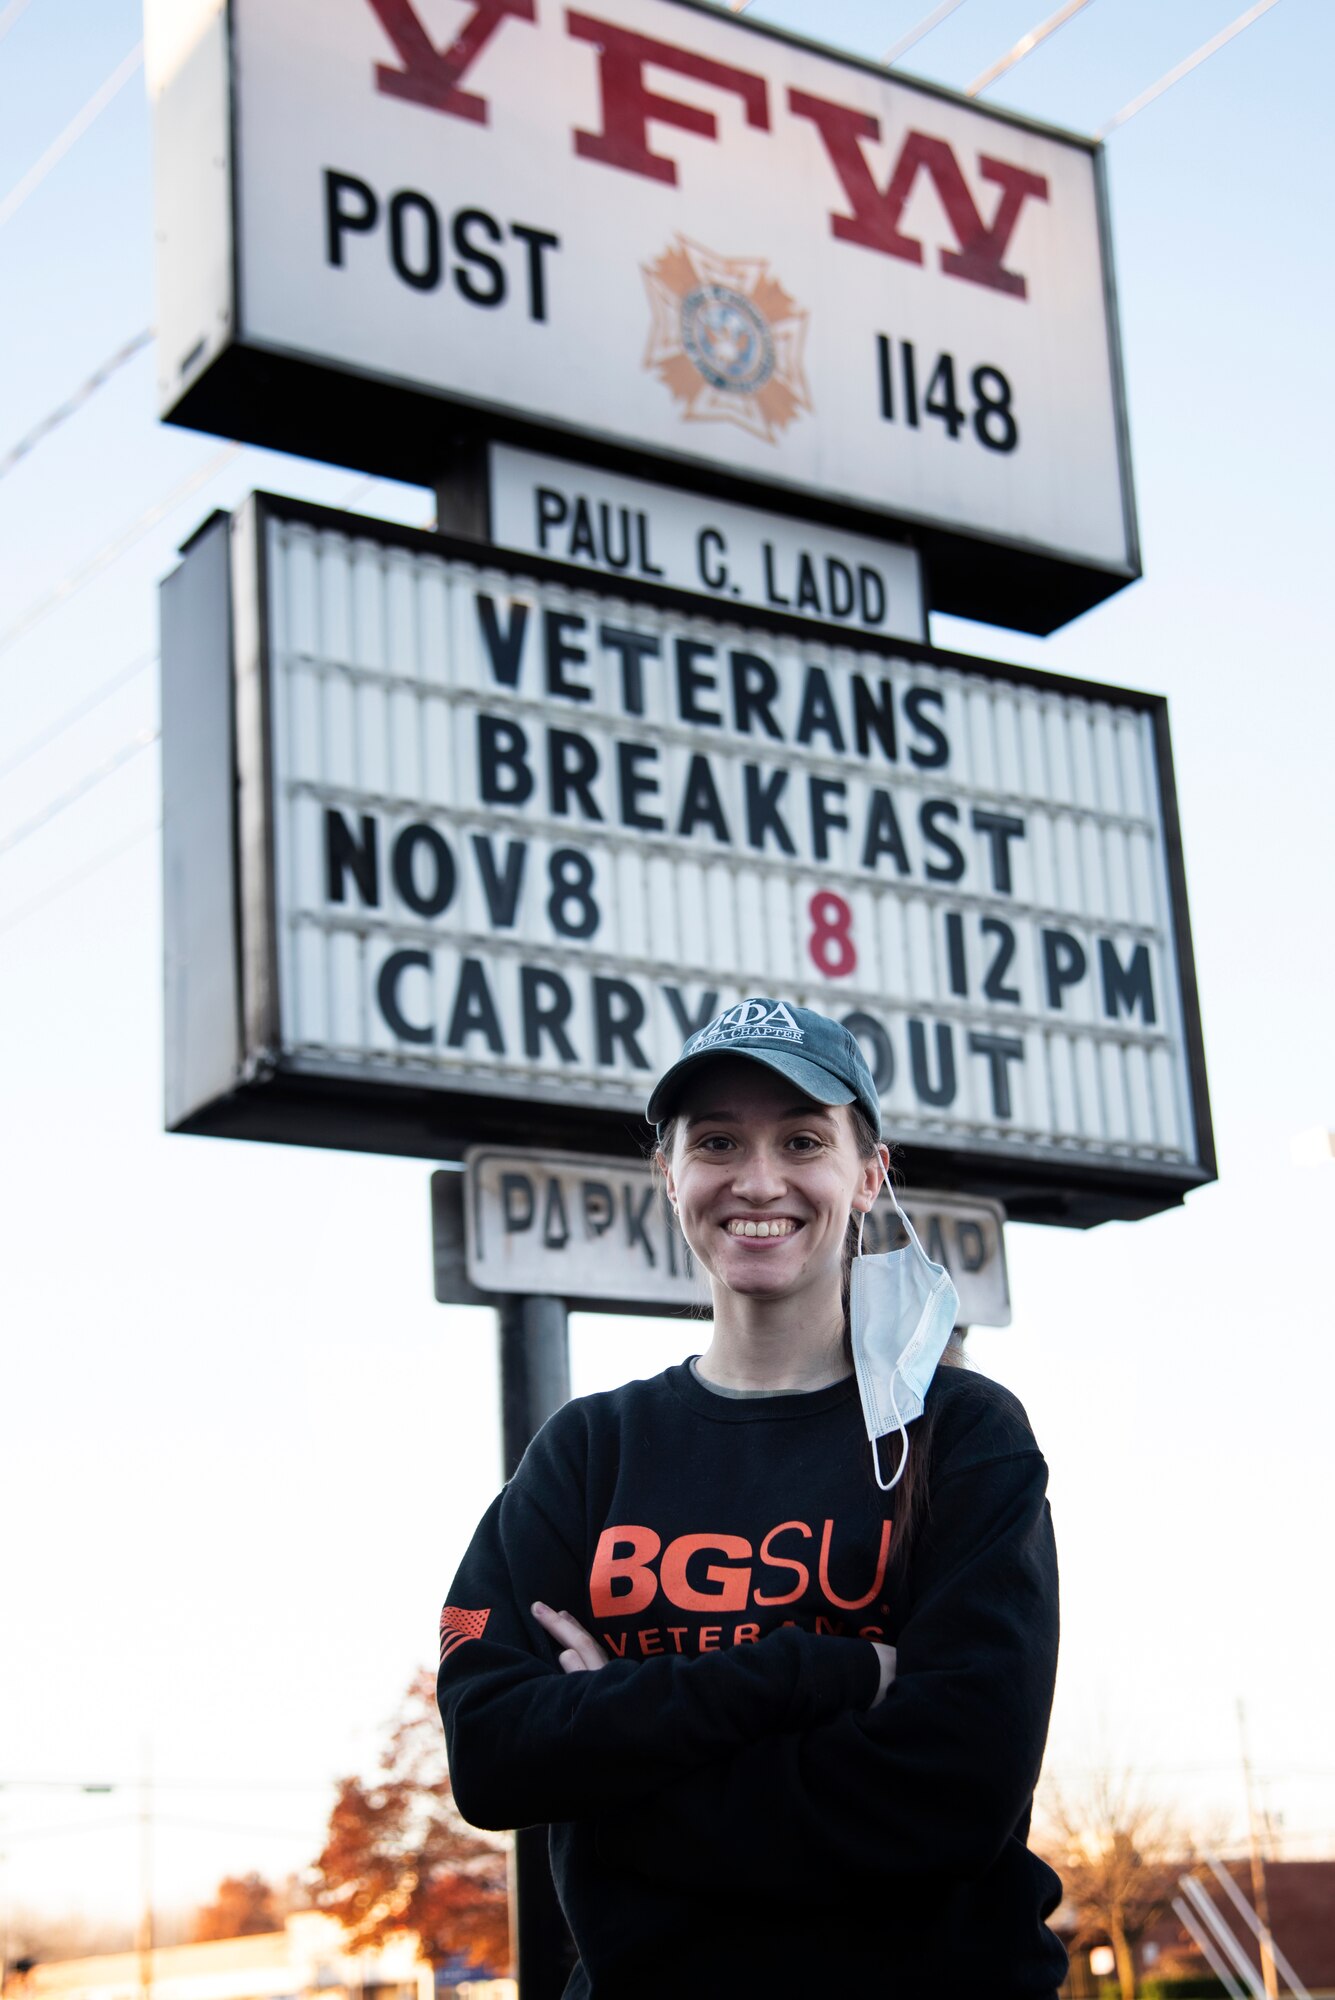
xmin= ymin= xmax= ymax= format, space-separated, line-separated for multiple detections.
xmin=884 ymin=1 xmax=970 ymax=67
xmin=0 ymin=40 xmax=144 ymax=231
xmin=0 ymin=652 xmax=155 ymax=784
xmin=1097 ymin=0 xmax=1284 ymax=138
xmin=0 ymin=328 xmax=155 ymax=484
xmin=0 ymin=817 xmax=158 ymax=940
xmin=0 ymin=728 xmax=159 ymax=862
xmin=0 ymin=440 xmax=242 ymax=660
xmin=966 ymin=0 xmax=1096 ymax=96
xmin=0 ymin=0 xmax=34 ymax=45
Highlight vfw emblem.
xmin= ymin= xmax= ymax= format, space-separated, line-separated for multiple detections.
xmin=642 ymin=236 xmax=812 ymax=444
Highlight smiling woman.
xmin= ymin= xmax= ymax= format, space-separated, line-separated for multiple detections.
xmin=436 ymin=998 xmax=1066 ymax=1998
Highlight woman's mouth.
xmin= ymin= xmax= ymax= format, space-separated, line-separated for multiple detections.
xmin=725 ymin=1218 xmax=801 ymax=1239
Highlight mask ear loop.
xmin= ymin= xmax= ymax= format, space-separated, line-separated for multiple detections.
xmin=871 ymin=1363 xmax=911 ymax=1494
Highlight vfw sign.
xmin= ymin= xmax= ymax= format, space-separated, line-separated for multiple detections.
xmin=152 ymin=0 xmax=1138 ymax=632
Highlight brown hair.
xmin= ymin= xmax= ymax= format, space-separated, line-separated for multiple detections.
xmin=653 ymin=1101 xmax=959 ymax=1576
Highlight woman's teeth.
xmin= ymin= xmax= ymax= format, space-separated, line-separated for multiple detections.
xmin=727 ymin=1219 xmax=797 ymax=1238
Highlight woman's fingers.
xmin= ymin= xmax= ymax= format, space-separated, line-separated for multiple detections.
xmin=532 ymin=1600 xmax=610 ymax=1672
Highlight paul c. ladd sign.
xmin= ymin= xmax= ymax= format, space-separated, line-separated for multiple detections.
xmin=152 ymin=0 xmax=1137 ymax=631
xmin=160 ymin=494 xmax=1213 ymax=1226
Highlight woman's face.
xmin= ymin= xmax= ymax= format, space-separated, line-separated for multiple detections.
xmin=660 ymin=1057 xmax=884 ymax=1310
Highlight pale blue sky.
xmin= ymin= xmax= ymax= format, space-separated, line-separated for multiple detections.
xmin=2 ymin=0 xmax=1333 ymax=1927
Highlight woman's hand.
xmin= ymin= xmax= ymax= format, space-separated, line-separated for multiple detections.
xmin=869 ymin=1642 xmax=897 ymax=1708
xmin=533 ymin=1600 xmax=611 ymax=1673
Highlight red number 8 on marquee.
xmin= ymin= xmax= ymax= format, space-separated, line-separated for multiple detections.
xmin=808 ymin=890 xmax=857 ymax=978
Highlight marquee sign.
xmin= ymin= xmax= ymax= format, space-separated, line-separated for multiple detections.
xmin=161 ymin=494 xmax=1212 ymax=1225
xmin=151 ymin=0 xmax=1138 ymax=633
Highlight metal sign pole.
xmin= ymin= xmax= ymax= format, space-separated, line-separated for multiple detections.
xmin=497 ymin=1294 xmax=576 ymax=2000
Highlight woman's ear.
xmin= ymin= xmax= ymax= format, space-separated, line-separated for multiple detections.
xmin=656 ymin=1150 xmax=678 ymax=1206
xmin=851 ymin=1143 xmax=889 ymax=1214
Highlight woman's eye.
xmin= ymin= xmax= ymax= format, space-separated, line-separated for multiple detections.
xmin=788 ymin=1134 xmax=821 ymax=1152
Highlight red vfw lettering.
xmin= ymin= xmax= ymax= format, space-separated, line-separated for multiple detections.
xmin=589 ymin=1518 xmax=893 ymax=1619
xmin=789 ymin=89 xmax=1049 ymax=298
xmin=364 ymin=3 xmax=1047 ymax=298
xmin=368 ymin=0 xmax=537 ymax=125
xmin=565 ymin=13 xmax=770 ymax=186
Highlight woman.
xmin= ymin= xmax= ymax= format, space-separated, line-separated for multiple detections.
xmin=437 ymin=999 xmax=1066 ymax=1996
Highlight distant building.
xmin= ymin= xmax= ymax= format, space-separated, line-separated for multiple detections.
xmin=9 ymin=1914 xmax=511 ymax=2000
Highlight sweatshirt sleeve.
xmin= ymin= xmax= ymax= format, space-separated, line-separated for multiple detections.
xmin=594 ymin=1433 xmax=1059 ymax=1899
xmin=436 ymin=1407 xmax=879 ymax=1833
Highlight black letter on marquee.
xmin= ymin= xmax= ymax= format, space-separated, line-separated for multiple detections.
xmin=971 ymin=808 xmax=1026 ymax=894
xmin=843 ymin=1010 xmax=894 ymax=1093
xmin=795 ymin=664 xmax=846 ymax=751
xmin=905 ymin=686 xmax=949 ymax=769
xmin=600 ymin=625 xmax=660 ymax=716
xmin=850 ymin=673 xmax=897 ymax=763
xmin=520 ymin=965 xmax=577 ymax=1061
xmin=548 ymin=729 xmax=604 ymax=819
xmin=544 ymin=609 xmax=592 ymax=701
xmin=377 ymin=949 xmax=433 ymax=1044
xmin=1099 ymin=938 xmax=1156 ymax=1023
xmin=392 ymin=823 xmax=456 ymax=917
xmin=730 ymin=652 xmax=783 ymax=740
xmin=676 ymin=755 xmax=731 ymax=843
xmin=676 ymin=639 xmax=723 ymax=726
xmin=324 ymin=170 xmax=378 ymax=267
xmin=446 ymin=956 xmax=505 ymax=1051
xmin=1042 ymin=929 xmax=1087 ymax=1009
xmin=476 ymin=594 xmax=529 ymax=686
xmin=662 ymin=985 xmax=720 ymax=1040
xmin=325 ymin=808 xmax=380 ymax=906
xmin=478 ymin=713 xmax=534 ymax=804
xmin=743 ymin=765 xmax=796 ymax=854
xmin=808 ymin=776 xmax=849 ymax=860
xmin=862 ymin=789 xmax=910 ymax=875
xmin=470 ymin=834 xmax=527 ymax=928
xmin=593 ymin=976 xmax=649 ymax=1068
xmin=909 ymin=1019 xmax=957 ymax=1107
xmin=968 ymin=1031 xmax=1024 ymax=1119
xmin=920 ymin=799 xmax=965 ymax=881
xmin=617 ymin=741 xmax=665 ymax=831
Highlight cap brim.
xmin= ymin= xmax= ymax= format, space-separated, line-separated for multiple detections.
xmin=647 ymin=1045 xmax=856 ymax=1127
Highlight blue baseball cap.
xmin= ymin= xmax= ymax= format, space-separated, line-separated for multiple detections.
xmin=647 ymin=998 xmax=882 ymax=1138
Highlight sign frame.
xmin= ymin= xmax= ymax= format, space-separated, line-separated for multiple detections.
xmin=161 ymin=490 xmax=1213 ymax=1227
xmin=152 ymin=0 xmax=1140 ymax=637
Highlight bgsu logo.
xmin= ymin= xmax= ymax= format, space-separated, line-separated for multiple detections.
xmin=589 ymin=1517 xmax=893 ymax=1618
xmin=365 ymin=0 xmax=1049 ymax=300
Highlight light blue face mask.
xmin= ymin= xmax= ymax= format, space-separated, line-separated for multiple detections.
xmin=849 ymin=1162 xmax=960 ymax=1492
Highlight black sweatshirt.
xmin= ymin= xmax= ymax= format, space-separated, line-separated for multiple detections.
xmin=437 ymin=1360 xmax=1066 ymax=1998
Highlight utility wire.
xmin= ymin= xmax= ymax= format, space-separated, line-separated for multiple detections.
xmin=0 ymin=728 xmax=159 ymax=861
xmin=966 ymin=0 xmax=1095 ymax=96
xmin=0 ymin=440 xmax=242 ymax=660
xmin=0 ymin=328 xmax=155 ymax=484
xmin=1097 ymin=0 xmax=1283 ymax=137
xmin=0 ymin=40 xmax=144 ymax=230
xmin=0 ymin=652 xmax=155 ymax=784
xmin=0 ymin=0 xmax=34 ymax=45
xmin=0 ymin=817 xmax=158 ymax=940
xmin=884 ymin=0 xmax=970 ymax=67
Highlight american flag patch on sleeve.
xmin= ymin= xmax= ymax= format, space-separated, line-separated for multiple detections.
xmin=439 ymin=1604 xmax=491 ymax=1661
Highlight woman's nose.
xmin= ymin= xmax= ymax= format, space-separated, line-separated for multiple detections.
xmin=730 ymin=1148 xmax=786 ymax=1200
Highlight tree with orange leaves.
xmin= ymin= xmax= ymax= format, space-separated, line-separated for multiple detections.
xmin=191 ymin=1874 xmax=282 ymax=1942
xmin=310 ymin=1670 xmax=510 ymax=1977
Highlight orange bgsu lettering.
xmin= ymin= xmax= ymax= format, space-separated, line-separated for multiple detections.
xmin=590 ymin=1517 xmax=892 ymax=1618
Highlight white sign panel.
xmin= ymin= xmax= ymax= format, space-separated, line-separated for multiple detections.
xmin=463 ymin=1147 xmax=1010 ymax=1324
xmin=224 ymin=494 xmax=1206 ymax=1200
xmin=489 ymin=446 xmax=926 ymax=640
xmin=153 ymin=0 xmax=1137 ymax=626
